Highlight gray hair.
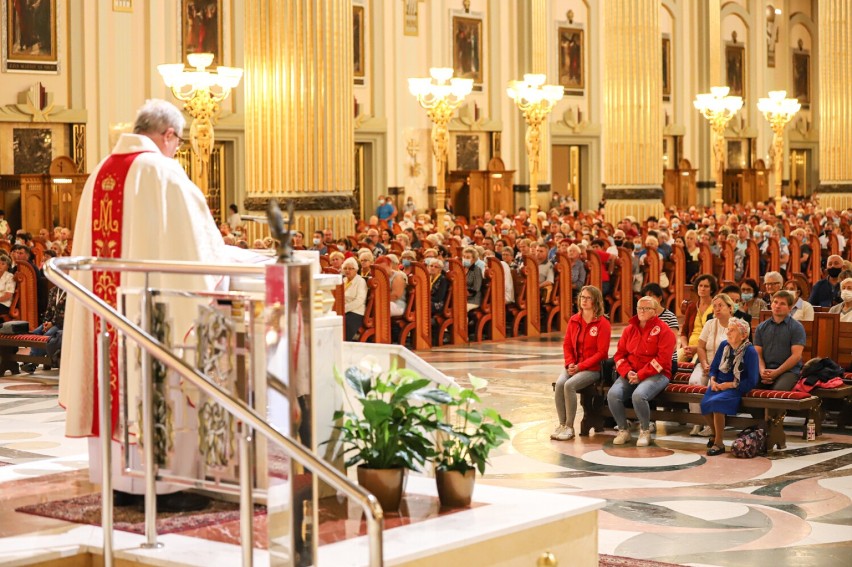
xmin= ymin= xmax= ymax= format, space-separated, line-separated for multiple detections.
xmin=133 ymin=99 xmax=186 ymax=136
xmin=424 ymin=257 xmax=442 ymax=268
xmin=341 ymin=257 xmax=359 ymax=271
xmin=727 ymin=317 xmax=750 ymax=339
xmin=764 ymin=271 xmax=783 ymax=284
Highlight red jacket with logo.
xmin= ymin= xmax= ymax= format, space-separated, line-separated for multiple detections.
xmin=563 ymin=314 xmax=612 ymax=372
xmin=614 ymin=315 xmax=676 ymax=380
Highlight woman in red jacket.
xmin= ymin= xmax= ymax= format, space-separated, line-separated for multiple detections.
xmin=552 ymin=285 xmax=612 ymax=440
xmin=608 ymin=296 xmax=676 ymax=447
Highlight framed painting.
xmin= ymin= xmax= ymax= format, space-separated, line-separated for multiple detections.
xmin=725 ymin=43 xmax=745 ymax=99
xmin=452 ymin=16 xmax=483 ymax=85
xmin=792 ymin=50 xmax=810 ymax=106
xmin=662 ymin=36 xmax=672 ymax=99
xmin=353 ymin=5 xmax=365 ymax=80
xmin=181 ymin=0 xmax=222 ymax=67
xmin=726 ymin=139 xmax=747 ymax=170
xmin=455 ymin=134 xmax=480 ymax=171
xmin=558 ymin=27 xmax=584 ymax=92
xmin=3 ymin=0 xmax=58 ymax=73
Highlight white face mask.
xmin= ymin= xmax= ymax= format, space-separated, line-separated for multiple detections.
xmin=842 ymin=290 xmax=852 ymax=303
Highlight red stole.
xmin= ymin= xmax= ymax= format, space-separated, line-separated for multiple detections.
xmin=90 ymin=151 xmax=149 ymax=437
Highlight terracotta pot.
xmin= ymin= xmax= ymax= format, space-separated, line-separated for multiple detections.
xmin=357 ymin=466 xmax=406 ymax=512
xmin=435 ymin=468 xmax=476 ymax=507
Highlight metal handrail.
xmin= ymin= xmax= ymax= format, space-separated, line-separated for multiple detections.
xmin=44 ymin=256 xmax=384 ymax=566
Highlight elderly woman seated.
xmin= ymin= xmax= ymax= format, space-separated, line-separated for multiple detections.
xmin=341 ymin=257 xmax=368 ymax=341
xmin=828 ymin=277 xmax=852 ymax=321
xmin=328 ymin=251 xmax=345 ymax=272
xmin=462 ymin=246 xmax=483 ymax=311
xmin=357 ymin=250 xmax=374 ymax=278
xmin=700 ymin=317 xmax=759 ymax=456
xmin=384 ymin=254 xmax=408 ymax=317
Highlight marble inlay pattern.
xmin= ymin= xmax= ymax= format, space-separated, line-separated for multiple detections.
xmin=1 ymin=331 xmax=851 ymax=566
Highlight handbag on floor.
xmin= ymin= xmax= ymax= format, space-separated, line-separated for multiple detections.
xmin=731 ymin=425 xmax=767 ymax=458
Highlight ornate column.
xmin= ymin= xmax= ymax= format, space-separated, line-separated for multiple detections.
xmin=817 ymin=1 xmax=852 ymax=210
xmin=602 ymin=0 xmax=664 ymax=223
xmin=244 ymin=0 xmax=355 ymax=237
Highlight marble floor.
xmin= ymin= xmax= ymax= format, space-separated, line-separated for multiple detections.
xmin=2 ymin=330 xmax=852 ymax=566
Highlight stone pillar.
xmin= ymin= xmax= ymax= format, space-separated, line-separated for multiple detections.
xmin=816 ymin=1 xmax=852 ymax=210
xmin=244 ymin=0 xmax=355 ymax=237
xmin=602 ymin=0 xmax=664 ymax=223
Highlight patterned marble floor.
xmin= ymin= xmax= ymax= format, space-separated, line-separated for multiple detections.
xmin=2 ymin=332 xmax=852 ymax=566
xmin=417 ymin=331 xmax=852 ymax=567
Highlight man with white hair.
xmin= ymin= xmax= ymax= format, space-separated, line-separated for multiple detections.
xmin=60 ymin=99 xmax=255 ymax=510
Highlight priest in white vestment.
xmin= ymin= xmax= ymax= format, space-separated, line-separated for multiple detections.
xmin=59 ymin=99 xmax=245 ymax=501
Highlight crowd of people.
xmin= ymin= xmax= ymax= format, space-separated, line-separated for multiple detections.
xmin=0 ymin=216 xmax=71 ymax=370
xmin=219 ymin=193 xmax=852 ymax=457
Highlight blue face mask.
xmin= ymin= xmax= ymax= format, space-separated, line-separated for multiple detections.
xmin=402 ymin=259 xmax=411 ymax=268
xmin=741 ymin=292 xmax=754 ymax=302
xmin=462 ymin=259 xmax=472 ymax=268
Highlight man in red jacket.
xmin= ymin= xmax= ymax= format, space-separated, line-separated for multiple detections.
xmin=608 ymin=296 xmax=676 ymax=447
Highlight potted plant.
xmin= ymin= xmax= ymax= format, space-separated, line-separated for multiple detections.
xmin=330 ymin=360 xmax=451 ymax=512
xmin=434 ymin=375 xmax=512 ymax=507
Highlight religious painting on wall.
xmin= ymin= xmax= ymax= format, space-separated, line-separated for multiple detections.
xmin=452 ymin=16 xmax=483 ymax=85
xmin=455 ymin=135 xmax=480 ymax=171
xmin=662 ymin=36 xmax=672 ymax=100
xmin=2 ymin=0 xmax=58 ymax=72
xmin=13 ymin=128 xmax=52 ymax=174
xmin=181 ymin=0 xmax=222 ymax=67
xmin=726 ymin=139 xmax=747 ymax=170
xmin=792 ymin=45 xmax=810 ymax=106
xmin=403 ymin=0 xmax=418 ymax=36
xmin=353 ymin=4 xmax=365 ymax=83
xmin=725 ymin=43 xmax=746 ymax=99
xmin=558 ymin=27 xmax=584 ymax=93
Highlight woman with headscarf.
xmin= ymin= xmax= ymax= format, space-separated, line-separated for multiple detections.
xmin=700 ymin=317 xmax=759 ymax=456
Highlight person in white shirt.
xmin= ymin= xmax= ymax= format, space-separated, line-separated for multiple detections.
xmin=828 ymin=277 xmax=852 ymax=322
xmin=784 ymin=280 xmax=815 ymax=321
xmin=227 ymin=203 xmax=242 ymax=233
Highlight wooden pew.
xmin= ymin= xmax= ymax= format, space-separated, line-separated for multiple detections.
xmin=586 ymin=250 xmax=602 ymax=291
xmin=506 ymin=257 xmax=541 ymax=337
xmin=698 ymin=242 xmax=714 ymax=278
xmin=610 ymin=248 xmax=634 ymax=323
xmin=766 ymin=238 xmax=780 ymax=274
xmin=667 ymin=244 xmax=686 ymax=316
xmin=720 ymin=240 xmax=736 ymax=284
xmin=643 ymin=250 xmax=660 ymax=285
xmin=788 ymin=235 xmax=802 ymax=276
xmin=393 ymin=262 xmax=431 ymax=350
xmin=484 ymin=257 xmax=507 ymax=342
xmin=745 ymin=240 xmax=760 ymax=282
xmin=357 ymin=265 xmax=392 ymax=344
xmin=809 ymin=234 xmax=822 ymax=285
xmin=11 ymin=262 xmax=38 ymax=330
xmin=544 ymin=252 xmax=572 ymax=333
xmin=469 ymin=264 xmax=493 ymax=342
xmin=437 ymin=258 xmax=468 ymax=345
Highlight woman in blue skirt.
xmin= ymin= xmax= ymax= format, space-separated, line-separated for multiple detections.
xmin=700 ymin=317 xmax=759 ymax=456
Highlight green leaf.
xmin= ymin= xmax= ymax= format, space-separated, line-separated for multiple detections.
xmin=389 ymin=378 xmax=431 ymax=404
xmin=361 ymin=399 xmax=392 ymax=426
xmin=414 ymin=388 xmax=454 ymax=404
xmin=344 ymin=366 xmax=372 ymax=397
xmin=468 ymin=373 xmax=488 ymax=391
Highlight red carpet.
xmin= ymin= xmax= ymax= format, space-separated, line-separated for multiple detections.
xmin=16 ymin=492 xmax=266 ymax=535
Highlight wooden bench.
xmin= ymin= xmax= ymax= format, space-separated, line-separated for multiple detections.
xmin=435 ymin=259 xmax=468 ymax=346
xmin=0 ymin=333 xmax=57 ymax=376
xmin=357 ymin=265 xmax=391 ymax=344
xmin=578 ymin=376 xmax=821 ymax=450
xmin=393 ymin=262 xmax=431 ymax=350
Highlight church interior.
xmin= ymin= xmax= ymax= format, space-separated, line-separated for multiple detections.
xmin=2 ymin=1 xmax=852 ymax=566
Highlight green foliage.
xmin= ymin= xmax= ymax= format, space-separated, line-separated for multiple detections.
xmin=329 ymin=362 xmax=452 ymax=471
xmin=434 ymin=374 xmax=513 ymax=475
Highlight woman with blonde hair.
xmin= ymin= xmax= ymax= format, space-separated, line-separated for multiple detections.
xmin=552 ymin=286 xmax=611 ymax=440
xmin=341 ymin=257 xmax=368 ymax=341
xmin=462 ymin=246 xmax=483 ymax=311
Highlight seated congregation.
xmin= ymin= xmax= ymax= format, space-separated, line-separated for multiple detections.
xmin=252 ymin=195 xmax=852 ymax=454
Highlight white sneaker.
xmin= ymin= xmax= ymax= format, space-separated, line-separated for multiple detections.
xmin=556 ymin=427 xmax=575 ymax=441
xmin=550 ymin=425 xmax=566 ymax=440
xmin=637 ymin=429 xmax=652 ymax=447
xmin=689 ymin=424 xmax=703 ymax=436
xmin=613 ymin=429 xmax=632 ymax=445
xmin=698 ymin=426 xmax=714 ymax=437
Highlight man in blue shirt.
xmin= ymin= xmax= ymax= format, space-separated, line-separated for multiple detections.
xmin=808 ymin=254 xmax=843 ymax=307
xmin=754 ymin=290 xmax=806 ymax=391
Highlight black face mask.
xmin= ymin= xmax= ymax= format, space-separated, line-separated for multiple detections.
xmin=828 ymin=267 xmax=843 ymax=278
xmin=614 ymin=239 xmax=624 ymax=247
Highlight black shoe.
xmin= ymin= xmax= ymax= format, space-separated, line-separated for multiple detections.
xmin=21 ymin=363 xmax=37 ymax=374
xmin=156 ymin=491 xmax=210 ymax=513
xmin=707 ymin=445 xmax=725 ymax=456
xmin=707 ymin=439 xmax=715 ymax=448
xmin=113 ymin=490 xmax=144 ymax=507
